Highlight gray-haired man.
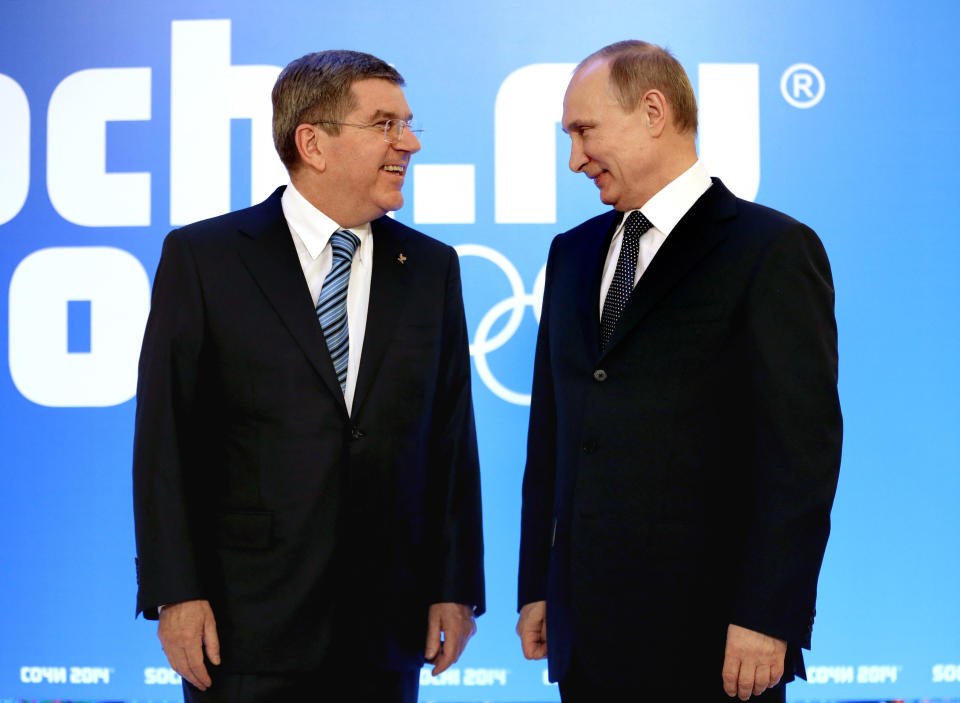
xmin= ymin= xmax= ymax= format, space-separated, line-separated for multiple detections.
xmin=134 ymin=50 xmax=485 ymax=703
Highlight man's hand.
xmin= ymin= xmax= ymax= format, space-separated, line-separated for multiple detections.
xmin=157 ymin=599 xmax=221 ymax=691
xmin=721 ymin=623 xmax=787 ymax=700
xmin=516 ymin=600 xmax=547 ymax=660
xmin=424 ymin=602 xmax=476 ymax=676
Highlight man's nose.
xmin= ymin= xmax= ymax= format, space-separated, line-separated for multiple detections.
xmin=396 ymin=127 xmax=421 ymax=154
xmin=568 ymin=138 xmax=587 ymax=173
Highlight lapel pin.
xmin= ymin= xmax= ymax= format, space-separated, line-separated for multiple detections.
xmin=397 ymin=253 xmax=407 ymax=264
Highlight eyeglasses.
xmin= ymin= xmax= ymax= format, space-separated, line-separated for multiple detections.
xmin=315 ymin=118 xmax=423 ymax=144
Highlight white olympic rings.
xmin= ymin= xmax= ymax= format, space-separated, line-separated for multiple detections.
xmin=455 ymin=244 xmax=546 ymax=406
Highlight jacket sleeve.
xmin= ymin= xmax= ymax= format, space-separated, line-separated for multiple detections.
xmin=730 ymin=222 xmax=843 ymax=649
xmin=518 ymin=236 xmax=560 ymax=609
xmin=428 ymin=247 xmax=486 ymax=613
xmin=132 ymin=230 xmax=207 ymax=619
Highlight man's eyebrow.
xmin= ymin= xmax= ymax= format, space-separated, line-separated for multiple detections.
xmin=562 ymin=120 xmax=585 ymax=134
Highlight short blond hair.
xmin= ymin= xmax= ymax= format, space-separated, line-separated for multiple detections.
xmin=578 ymin=40 xmax=698 ymax=135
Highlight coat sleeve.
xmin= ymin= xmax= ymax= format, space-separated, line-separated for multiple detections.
xmin=428 ymin=246 xmax=486 ymax=613
xmin=518 ymin=236 xmax=560 ymax=609
xmin=730 ymin=222 xmax=843 ymax=649
xmin=132 ymin=230 xmax=207 ymax=619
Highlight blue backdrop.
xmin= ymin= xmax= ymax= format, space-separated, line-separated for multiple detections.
xmin=1 ymin=1 xmax=958 ymax=701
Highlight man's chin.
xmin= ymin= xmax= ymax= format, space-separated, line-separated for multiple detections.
xmin=598 ymin=191 xmax=618 ymax=207
xmin=380 ymin=195 xmax=404 ymax=213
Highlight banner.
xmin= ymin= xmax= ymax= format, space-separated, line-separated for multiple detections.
xmin=1 ymin=1 xmax=958 ymax=700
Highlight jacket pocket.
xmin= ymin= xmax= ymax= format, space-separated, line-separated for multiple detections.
xmin=659 ymin=302 xmax=723 ymax=324
xmin=214 ymin=511 xmax=273 ymax=550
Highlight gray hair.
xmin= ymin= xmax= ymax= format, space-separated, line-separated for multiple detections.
xmin=272 ymin=50 xmax=404 ymax=169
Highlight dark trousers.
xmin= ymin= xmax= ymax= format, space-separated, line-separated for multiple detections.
xmin=558 ymin=651 xmax=787 ymax=703
xmin=182 ymin=666 xmax=419 ymax=703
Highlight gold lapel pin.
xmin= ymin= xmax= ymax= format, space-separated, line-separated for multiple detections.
xmin=397 ymin=253 xmax=407 ymax=264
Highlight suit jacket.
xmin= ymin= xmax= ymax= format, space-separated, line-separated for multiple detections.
xmin=133 ymin=187 xmax=484 ymax=673
xmin=518 ymin=178 xmax=841 ymax=689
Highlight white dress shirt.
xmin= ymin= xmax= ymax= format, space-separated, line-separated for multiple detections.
xmin=598 ymin=160 xmax=713 ymax=316
xmin=281 ymin=182 xmax=373 ymax=415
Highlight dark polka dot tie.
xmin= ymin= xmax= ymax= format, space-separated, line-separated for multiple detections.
xmin=600 ymin=210 xmax=653 ymax=350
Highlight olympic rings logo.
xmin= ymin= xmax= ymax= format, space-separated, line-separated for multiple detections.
xmin=455 ymin=244 xmax=546 ymax=406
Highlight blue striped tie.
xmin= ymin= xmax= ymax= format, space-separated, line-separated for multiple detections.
xmin=316 ymin=229 xmax=360 ymax=393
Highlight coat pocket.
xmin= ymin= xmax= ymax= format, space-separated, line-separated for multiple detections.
xmin=659 ymin=302 xmax=723 ymax=324
xmin=214 ymin=511 xmax=273 ymax=550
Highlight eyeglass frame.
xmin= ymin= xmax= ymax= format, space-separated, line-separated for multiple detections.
xmin=313 ymin=118 xmax=423 ymax=144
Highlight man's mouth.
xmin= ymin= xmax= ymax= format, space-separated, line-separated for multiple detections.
xmin=381 ymin=164 xmax=407 ymax=175
xmin=591 ymin=170 xmax=607 ymax=187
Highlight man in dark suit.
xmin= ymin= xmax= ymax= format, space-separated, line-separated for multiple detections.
xmin=133 ymin=50 xmax=484 ymax=703
xmin=516 ymin=41 xmax=841 ymax=701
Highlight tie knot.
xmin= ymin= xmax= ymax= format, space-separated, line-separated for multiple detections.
xmin=330 ymin=229 xmax=360 ymax=262
xmin=623 ymin=210 xmax=653 ymax=239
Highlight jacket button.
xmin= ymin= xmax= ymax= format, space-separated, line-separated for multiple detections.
xmin=351 ymin=427 xmax=365 ymax=440
xmin=593 ymin=369 xmax=607 ymax=382
xmin=582 ymin=440 xmax=598 ymax=454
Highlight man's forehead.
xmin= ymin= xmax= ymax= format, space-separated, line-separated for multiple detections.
xmin=562 ymin=62 xmax=617 ymax=126
xmin=577 ymin=57 xmax=611 ymax=82
xmin=568 ymin=60 xmax=613 ymax=98
xmin=348 ymin=78 xmax=412 ymax=118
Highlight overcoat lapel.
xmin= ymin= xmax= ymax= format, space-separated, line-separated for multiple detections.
xmin=600 ymin=178 xmax=737 ymax=356
xmin=351 ymin=216 xmax=411 ymax=418
xmin=235 ymin=187 xmax=348 ymax=416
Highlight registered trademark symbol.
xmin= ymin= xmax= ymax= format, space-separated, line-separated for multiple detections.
xmin=780 ymin=63 xmax=825 ymax=108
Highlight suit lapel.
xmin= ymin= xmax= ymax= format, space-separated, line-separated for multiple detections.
xmin=351 ymin=216 xmax=411 ymax=418
xmin=601 ymin=178 xmax=737 ymax=356
xmin=577 ymin=211 xmax=622 ymax=361
xmin=235 ymin=187 xmax=348 ymax=416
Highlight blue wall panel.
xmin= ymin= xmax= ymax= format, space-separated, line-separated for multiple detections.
xmin=1 ymin=1 xmax=958 ymax=700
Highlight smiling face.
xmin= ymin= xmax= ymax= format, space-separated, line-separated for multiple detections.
xmin=310 ymin=78 xmax=421 ymax=227
xmin=562 ymin=60 xmax=662 ymax=211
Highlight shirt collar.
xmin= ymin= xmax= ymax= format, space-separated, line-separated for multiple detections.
xmin=632 ymin=160 xmax=712 ymax=236
xmin=281 ymin=181 xmax=371 ymax=261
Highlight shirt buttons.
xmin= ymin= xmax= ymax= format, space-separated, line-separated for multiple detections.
xmin=593 ymin=369 xmax=608 ymax=382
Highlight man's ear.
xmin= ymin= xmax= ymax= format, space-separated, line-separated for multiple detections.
xmin=295 ymin=123 xmax=327 ymax=172
xmin=641 ymin=89 xmax=668 ymax=137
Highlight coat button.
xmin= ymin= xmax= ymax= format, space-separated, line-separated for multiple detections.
xmin=593 ymin=369 xmax=607 ymax=382
xmin=582 ymin=440 xmax=598 ymax=454
xmin=351 ymin=427 xmax=365 ymax=440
